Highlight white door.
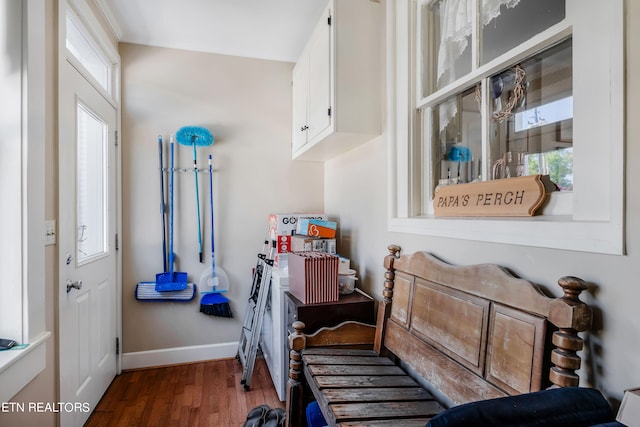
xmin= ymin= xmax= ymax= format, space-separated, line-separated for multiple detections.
xmin=58 ymin=59 xmax=118 ymax=426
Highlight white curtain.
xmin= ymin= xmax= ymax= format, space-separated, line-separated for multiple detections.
xmin=437 ymin=0 xmax=520 ymax=133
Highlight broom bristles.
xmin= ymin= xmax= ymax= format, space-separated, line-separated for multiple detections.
xmin=200 ymin=292 xmax=233 ymax=318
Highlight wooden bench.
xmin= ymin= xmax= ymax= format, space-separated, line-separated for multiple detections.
xmin=285 ymin=245 xmax=593 ymax=427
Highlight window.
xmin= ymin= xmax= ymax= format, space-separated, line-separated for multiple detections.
xmin=0 ymin=0 xmax=50 ymax=403
xmin=65 ymin=3 xmax=119 ymax=104
xmin=387 ymin=0 xmax=624 ymax=254
xmin=77 ymin=103 xmax=108 ymax=262
xmin=66 ymin=10 xmax=112 ymax=95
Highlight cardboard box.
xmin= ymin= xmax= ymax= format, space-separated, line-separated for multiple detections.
xmin=273 ymin=235 xmax=291 ymax=267
xmin=296 ymin=219 xmax=337 ymax=238
xmin=268 ymin=213 xmax=328 ymax=240
xmin=291 ymin=235 xmax=317 ymax=252
xmin=337 ymin=256 xmax=350 ymax=274
xmin=274 ymin=253 xmax=288 ymax=268
xmin=290 ymin=236 xmax=336 ymax=253
xmin=617 ymin=388 xmax=640 ymax=427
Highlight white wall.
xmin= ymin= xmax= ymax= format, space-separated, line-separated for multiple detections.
xmin=325 ymin=0 xmax=640 ymax=403
xmin=120 ymin=43 xmax=324 ymax=355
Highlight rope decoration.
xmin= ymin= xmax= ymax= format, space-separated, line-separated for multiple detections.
xmin=474 ymin=83 xmax=482 ymax=112
xmin=492 ymin=64 xmax=526 ymax=122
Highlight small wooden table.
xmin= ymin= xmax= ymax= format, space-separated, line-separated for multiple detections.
xmin=285 ymin=289 xmax=375 ymax=336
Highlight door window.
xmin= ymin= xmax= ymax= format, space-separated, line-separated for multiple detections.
xmin=77 ymin=103 xmax=108 ymax=262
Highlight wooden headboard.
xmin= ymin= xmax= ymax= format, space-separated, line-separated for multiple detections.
xmin=374 ymin=245 xmax=592 ymax=406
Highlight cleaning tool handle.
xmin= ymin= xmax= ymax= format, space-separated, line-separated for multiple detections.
xmin=192 ymin=139 xmax=204 ymax=263
xmin=169 ymin=136 xmax=175 ymax=275
xmin=209 ymin=154 xmax=216 ymax=277
xmin=158 ymin=135 xmax=168 ymax=273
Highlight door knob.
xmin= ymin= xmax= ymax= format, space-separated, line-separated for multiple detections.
xmin=66 ymin=279 xmax=83 ymax=293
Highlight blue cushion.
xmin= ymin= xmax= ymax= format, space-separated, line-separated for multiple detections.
xmin=426 ymin=387 xmax=615 ymax=427
xmin=306 ymin=400 xmax=328 ymax=427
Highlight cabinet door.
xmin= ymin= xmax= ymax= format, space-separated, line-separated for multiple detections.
xmin=307 ymin=6 xmax=332 ymax=143
xmin=292 ymin=55 xmax=309 ymax=153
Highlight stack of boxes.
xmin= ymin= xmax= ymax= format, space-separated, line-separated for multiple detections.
xmin=268 ymin=213 xmax=340 ymax=303
xmin=268 ymin=213 xmax=335 ymax=268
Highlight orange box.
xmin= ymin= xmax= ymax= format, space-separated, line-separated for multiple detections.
xmin=296 ymin=219 xmax=337 ymax=238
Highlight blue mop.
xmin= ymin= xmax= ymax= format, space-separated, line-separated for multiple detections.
xmin=136 ymin=135 xmax=194 ymax=301
xmin=155 ymin=136 xmax=189 ymax=291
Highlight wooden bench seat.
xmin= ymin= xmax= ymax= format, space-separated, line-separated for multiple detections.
xmin=285 ymin=245 xmax=593 ymax=427
xmin=302 ymin=347 xmax=443 ymax=426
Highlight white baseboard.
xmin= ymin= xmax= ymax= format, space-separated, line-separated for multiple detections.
xmin=122 ymin=341 xmax=239 ymax=370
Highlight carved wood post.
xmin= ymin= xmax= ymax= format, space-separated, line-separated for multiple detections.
xmin=548 ymin=276 xmax=592 ymax=388
xmin=374 ymin=245 xmax=401 ymax=354
xmin=285 ymin=321 xmax=306 ymax=427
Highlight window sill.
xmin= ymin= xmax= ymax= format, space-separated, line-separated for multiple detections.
xmin=389 ymin=215 xmax=623 ymax=255
xmin=0 ymin=331 xmax=51 ymax=402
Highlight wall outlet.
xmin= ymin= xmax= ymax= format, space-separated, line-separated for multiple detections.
xmin=45 ymin=220 xmax=56 ymax=246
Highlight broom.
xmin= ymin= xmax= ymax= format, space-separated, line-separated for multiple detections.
xmin=199 ymin=154 xmax=233 ymax=318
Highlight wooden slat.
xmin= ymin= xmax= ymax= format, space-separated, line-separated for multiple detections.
xmin=314 ymin=375 xmax=419 ymax=388
xmin=340 ymin=418 xmax=433 ymax=427
xmin=308 ymin=364 xmax=406 ymax=376
xmin=303 ymin=348 xmax=378 ymax=356
xmin=323 ymin=387 xmax=434 ymax=403
xmin=330 ymin=401 xmax=444 ymax=421
xmin=303 ymin=354 xmax=395 ymax=366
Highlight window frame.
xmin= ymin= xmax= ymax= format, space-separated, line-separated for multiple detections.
xmin=0 ymin=0 xmax=51 ymax=403
xmin=386 ymin=0 xmax=625 ymax=255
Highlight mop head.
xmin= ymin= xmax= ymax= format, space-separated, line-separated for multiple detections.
xmin=200 ymin=293 xmax=233 ymax=318
xmin=135 ymin=282 xmax=196 ymax=302
xmin=176 ymin=126 xmax=214 ymax=146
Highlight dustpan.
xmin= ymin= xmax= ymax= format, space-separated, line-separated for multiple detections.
xmin=156 ymin=136 xmax=188 ymax=291
xmin=136 ymin=282 xmax=196 ymax=302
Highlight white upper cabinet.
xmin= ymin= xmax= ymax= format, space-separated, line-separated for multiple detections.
xmin=292 ymin=0 xmax=382 ymax=161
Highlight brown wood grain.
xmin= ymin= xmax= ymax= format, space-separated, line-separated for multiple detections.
xmin=384 ymin=319 xmax=507 ymax=406
xmin=411 ymin=278 xmax=490 ymax=373
xmin=339 ymin=419 xmax=432 ymax=427
xmin=393 ymin=251 xmax=553 ymax=317
xmin=390 ymin=272 xmax=413 ymax=326
xmin=306 ymin=321 xmax=376 ymax=347
xmin=86 ymin=358 xmax=283 ymax=427
xmin=303 ymin=354 xmax=395 ymax=366
xmin=433 ymin=174 xmax=549 ymax=217
xmin=308 ymin=364 xmax=406 ymax=376
xmin=330 ymin=400 xmax=444 ymax=421
xmin=486 ymin=303 xmax=547 ymax=394
xmin=314 ymin=374 xmax=420 ymax=389
xmin=322 ymin=387 xmax=434 ymax=403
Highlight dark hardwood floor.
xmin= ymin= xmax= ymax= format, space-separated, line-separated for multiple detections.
xmin=85 ymin=357 xmax=284 ymax=427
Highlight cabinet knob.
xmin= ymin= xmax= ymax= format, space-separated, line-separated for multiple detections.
xmin=301 ymin=125 xmax=309 ymax=132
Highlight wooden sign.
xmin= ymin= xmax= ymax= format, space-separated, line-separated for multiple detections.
xmin=433 ymin=175 xmax=555 ymax=217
